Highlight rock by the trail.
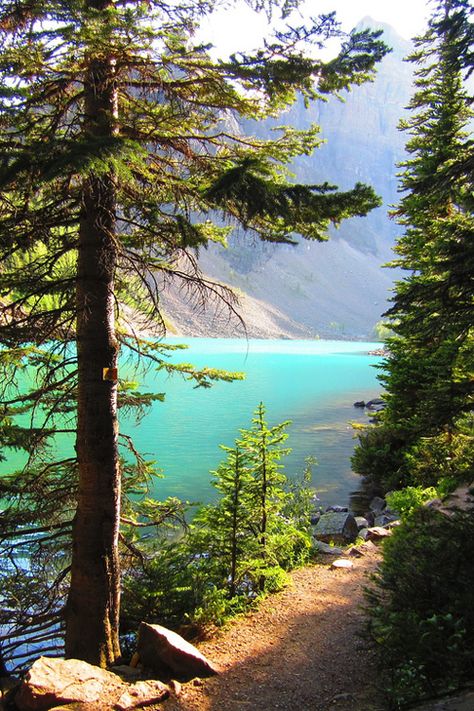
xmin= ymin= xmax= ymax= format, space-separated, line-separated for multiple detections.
xmin=354 ymin=516 xmax=369 ymax=530
xmin=348 ymin=540 xmax=378 ymax=557
xmin=15 ymin=657 xmax=169 ymax=711
xmin=374 ymin=513 xmax=399 ymax=527
xmin=369 ymin=496 xmax=386 ymax=513
xmin=357 ymin=527 xmax=370 ymax=541
xmin=331 ymin=559 xmax=354 ymax=570
xmin=115 ymin=680 xmax=170 ymax=711
xmin=136 ymin=622 xmax=218 ymax=681
xmin=313 ymin=512 xmax=359 ymax=544
xmin=313 ymin=540 xmax=344 ymax=556
xmin=325 ymin=505 xmax=348 ymax=513
xmin=16 ymin=658 xmax=120 ymax=711
xmin=367 ymin=526 xmax=393 ymax=540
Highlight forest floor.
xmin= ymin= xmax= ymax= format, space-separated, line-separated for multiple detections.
xmin=163 ymin=547 xmax=386 ymax=711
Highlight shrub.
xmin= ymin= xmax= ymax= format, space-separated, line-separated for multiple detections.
xmin=365 ymin=508 xmax=474 ymax=708
xmin=385 ymin=486 xmax=438 ymax=518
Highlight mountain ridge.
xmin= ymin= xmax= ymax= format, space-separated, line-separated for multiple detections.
xmin=161 ymin=20 xmax=414 ymax=339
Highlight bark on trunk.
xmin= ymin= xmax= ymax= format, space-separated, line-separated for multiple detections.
xmin=65 ymin=41 xmax=121 ymax=666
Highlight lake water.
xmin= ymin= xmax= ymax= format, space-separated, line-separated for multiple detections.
xmin=121 ymin=338 xmax=383 ymax=508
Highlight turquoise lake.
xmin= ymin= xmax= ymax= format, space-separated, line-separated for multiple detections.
xmin=121 ymin=338 xmax=383 ymax=508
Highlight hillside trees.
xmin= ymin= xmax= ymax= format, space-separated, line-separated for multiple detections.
xmin=0 ymin=0 xmax=388 ymax=666
xmin=353 ymin=0 xmax=474 ymax=492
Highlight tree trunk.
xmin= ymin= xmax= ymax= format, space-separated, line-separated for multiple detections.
xmin=65 ymin=41 xmax=121 ymax=666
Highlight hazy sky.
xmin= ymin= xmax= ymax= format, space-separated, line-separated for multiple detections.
xmin=199 ymin=0 xmax=432 ymax=56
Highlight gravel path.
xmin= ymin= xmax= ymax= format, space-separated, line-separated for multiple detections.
xmin=163 ymin=549 xmax=385 ymax=711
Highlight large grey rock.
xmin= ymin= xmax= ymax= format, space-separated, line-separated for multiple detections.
xmin=137 ymin=622 xmax=218 ymax=681
xmin=313 ymin=512 xmax=358 ymax=544
xmin=15 ymin=657 xmax=169 ymax=711
xmin=374 ymin=513 xmax=399 ymax=527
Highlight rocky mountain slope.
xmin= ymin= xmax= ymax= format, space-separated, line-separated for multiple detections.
xmin=162 ymin=19 xmax=414 ymax=339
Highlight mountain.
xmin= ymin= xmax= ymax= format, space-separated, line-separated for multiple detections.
xmin=161 ymin=20 xmax=414 ymax=339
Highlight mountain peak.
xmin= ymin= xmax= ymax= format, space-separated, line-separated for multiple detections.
xmin=355 ymin=16 xmax=412 ymax=57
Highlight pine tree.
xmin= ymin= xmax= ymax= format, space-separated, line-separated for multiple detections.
xmin=190 ymin=404 xmax=309 ymax=599
xmin=0 ymin=0 xmax=388 ymax=665
xmin=353 ymin=0 xmax=474 ymax=491
xmin=244 ymin=402 xmax=290 ymax=590
xmin=191 ymin=444 xmax=255 ymax=598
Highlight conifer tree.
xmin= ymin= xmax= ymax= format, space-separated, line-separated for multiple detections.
xmin=244 ymin=402 xmax=290 ymax=590
xmin=353 ymin=0 xmax=474 ymax=491
xmin=0 ymin=0 xmax=387 ymax=665
xmin=190 ymin=404 xmax=307 ymax=598
xmin=191 ymin=444 xmax=255 ymax=598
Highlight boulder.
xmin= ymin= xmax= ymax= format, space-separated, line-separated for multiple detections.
xmin=353 ymin=401 xmax=365 ymax=408
xmin=354 ymin=516 xmax=369 ymax=530
xmin=326 ymin=505 xmax=348 ymax=513
xmin=367 ymin=526 xmax=393 ymax=540
xmin=15 ymin=657 xmax=169 ymax=711
xmin=374 ymin=513 xmax=399 ymax=527
xmin=357 ymin=527 xmax=370 ymax=541
xmin=136 ymin=622 xmax=218 ymax=681
xmin=313 ymin=512 xmax=358 ymax=544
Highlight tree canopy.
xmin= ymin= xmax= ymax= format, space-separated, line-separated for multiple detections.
xmin=0 ymin=0 xmax=388 ymax=667
xmin=352 ymin=0 xmax=474 ymax=492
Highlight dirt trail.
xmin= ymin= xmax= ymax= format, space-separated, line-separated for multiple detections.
xmin=164 ymin=549 xmax=385 ymax=711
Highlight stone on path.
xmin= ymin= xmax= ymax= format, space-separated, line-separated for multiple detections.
xmin=331 ymin=559 xmax=354 ymax=570
xmin=137 ymin=622 xmax=218 ymax=681
xmin=367 ymin=526 xmax=393 ymax=540
xmin=15 ymin=657 xmax=169 ymax=711
xmin=348 ymin=540 xmax=378 ymax=557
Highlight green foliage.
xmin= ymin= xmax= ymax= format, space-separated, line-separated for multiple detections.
xmin=120 ymin=406 xmax=316 ymax=631
xmin=352 ymin=0 xmax=474 ymax=494
xmin=372 ymin=320 xmax=393 ymax=341
xmin=385 ymin=486 xmax=438 ymax=518
xmin=365 ymin=508 xmax=474 ymax=708
xmin=189 ymin=404 xmax=314 ymax=598
xmin=0 ymin=0 xmax=388 ymax=668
